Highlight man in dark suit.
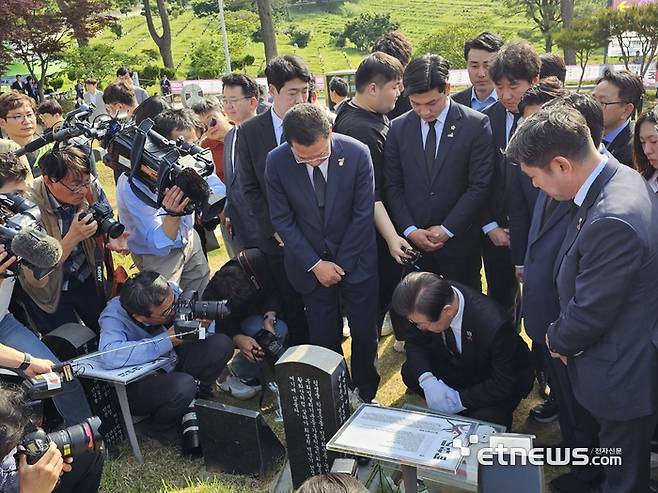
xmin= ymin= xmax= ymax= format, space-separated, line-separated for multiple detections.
xmin=451 ymin=32 xmax=503 ymax=111
xmin=592 ymin=68 xmax=644 ymax=167
xmin=265 ymin=104 xmax=379 ymax=402
xmin=238 ymin=55 xmax=312 ymax=345
xmin=508 ymin=104 xmax=658 ymax=493
xmin=220 ymin=73 xmax=260 ymax=254
xmin=392 ymin=271 xmax=533 ymax=430
xmin=480 ymin=40 xmax=540 ymax=323
xmin=384 ymin=54 xmax=494 ymax=290
xmin=10 ymin=75 xmax=26 ymax=94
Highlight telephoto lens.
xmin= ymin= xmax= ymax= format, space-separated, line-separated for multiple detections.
xmin=192 ymin=299 xmax=230 ymax=320
xmin=181 ymin=401 xmax=202 ymax=457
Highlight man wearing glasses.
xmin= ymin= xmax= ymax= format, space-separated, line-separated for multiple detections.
xmin=265 ymin=103 xmax=380 ymax=403
xmin=0 ymin=91 xmax=47 ymax=174
xmin=592 ymin=69 xmax=645 ymax=167
xmin=392 ymin=271 xmax=533 ymax=430
xmin=98 ymin=270 xmax=234 ymax=442
xmin=19 ymin=145 xmax=125 ymax=334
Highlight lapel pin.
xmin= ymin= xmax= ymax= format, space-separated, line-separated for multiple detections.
xmin=465 ymin=330 xmax=473 ymax=342
xmin=577 ymin=217 xmax=583 ymax=230
xmin=338 ymin=157 xmax=345 ymax=167
xmin=450 ymin=124 xmax=455 ymax=130
xmin=447 ymin=133 xmax=454 ymax=138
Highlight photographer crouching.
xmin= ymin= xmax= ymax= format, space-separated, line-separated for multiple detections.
xmin=98 ymin=271 xmax=233 ymax=450
xmin=18 ymin=145 xmax=127 ymax=335
xmin=0 ymin=383 xmax=104 ymax=493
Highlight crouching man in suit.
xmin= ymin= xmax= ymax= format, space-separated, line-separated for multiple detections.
xmin=265 ymin=103 xmax=380 ymax=402
xmin=392 ymin=271 xmax=533 ymax=430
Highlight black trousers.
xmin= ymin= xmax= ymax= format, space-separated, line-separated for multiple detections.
xmin=265 ymin=251 xmax=309 ymax=346
xmin=375 ymin=233 xmax=409 ymax=339
xmin=481 ymin=234 xmax=519 ymax=324
xmin=543 ymin=346 xmax=602 ymax=483
xmin=401 ymin=360 xmax=524 ymax=431
xmin=418 ymin=246 xmax=481 ymax=292
xmin=54 ymin=449 xmax=104 ymax=493
xmin=127 ymin=333 xmax=233 ymax=430
xmin=302 ymin=276 xmax=380 ymax=402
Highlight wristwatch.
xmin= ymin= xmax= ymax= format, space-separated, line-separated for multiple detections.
xmin=18 ymin=352 xmax=32 ymax=372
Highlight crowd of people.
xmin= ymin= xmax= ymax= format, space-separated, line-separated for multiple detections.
xmin=0 ymin=28 xmax=657 ymax=493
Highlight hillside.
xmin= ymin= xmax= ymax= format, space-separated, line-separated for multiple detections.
xmin=91 ymin=0 xmax=533 ymax=79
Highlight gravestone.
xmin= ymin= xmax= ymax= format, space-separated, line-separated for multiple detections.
xmin=275 ymin=344 xmax=351 ymax=489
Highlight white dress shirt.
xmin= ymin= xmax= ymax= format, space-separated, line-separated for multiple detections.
xmin=574 ymin=156 xmax=608 ymax=207
xmin=270 ymin=108 xmax=285 ymax=145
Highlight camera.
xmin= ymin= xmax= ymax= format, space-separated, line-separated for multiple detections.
xmin=400 ymin=245 xmax=422 ymax=270
xmin=78 ymin=203 xmax=125 ymax=239
xmin=173 ymin=290 xmax=230 ymax=341
xmin=20 ymin=416 xmax=103 ymax=465
xmin=253 ymin=329 xmax=287 ymax=365
xmin=21 ymin=364 xmax=76 ymax=401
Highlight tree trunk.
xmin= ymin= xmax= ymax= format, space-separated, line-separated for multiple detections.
xmin=143 ymin=0 xmax=174 ymax=68
xmin=255 ymin=0 xmax=277 ymax=63
xmin=560 ymin=0 xmax=575 ymax=64
xmin=544 ymin=32 xmax=553 ymax=53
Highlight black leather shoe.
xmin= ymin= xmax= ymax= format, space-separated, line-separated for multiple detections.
xmin=529 ymin=395 xmax=559 ymax=423
xmin=549 ymin=472 xmax=599 ymax=493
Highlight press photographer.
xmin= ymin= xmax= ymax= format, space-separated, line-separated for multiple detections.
xmin=98 ymin=271 xmax=234 ymax=450
xmin=0 ymin=384 xmax=104 ymax=493
xmin=203 ymin=248 xmax=288 ymax=400
xmin=0 ymin=152 xmax=92 ymax=427
xmin=18 ymin=145 xmax=127 ymax=335
xmin=115 ymin=108 xmax=226 ymax=293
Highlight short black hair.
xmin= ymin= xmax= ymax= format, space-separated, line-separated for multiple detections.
xmin=120 ymin=271 xmax=171 ymax=317
xmin=403 ymin=55 xmax=450 ymax=96
xmin=0 ymin=152 xmax=29 ymax=188
xmin=116 ymin=66 xmax=133 ymax=78
xmin=507 ymin=104 xmax=592 ymax=169
xmin=546 ymin=93 xmax=604 ymax=148
xmin=298 ymin=473 xmax=370 ymax=493
xmin=354 ymin=52 xmax=404 ymax=93
xmin=203 ymin=260 xmax=258 ymax=311
xmin=222 ymin=73 xmax=259 ymax=99
xmin=37 ymin=98 xmax=63 ymax=116
xmin=596 ymin=68 xmax=645 ymax=117
xmin=102 ymin=82 xmax=136 ymax=106
xmin=372 ymin=31 xmax=413 ymax=68
xmin=133 ymin=95 xmax=171 ymax=125
xmin=391 ymin=272 xmax=455 ymax=322
xmin=0 ymin=384 xmax=28 ymax=458
xmin=153 ymin=108 xmax=204 ymax=140
xmin=489 ymin=40 xmax=540 ymax=84
xmin=329 ymin=76 xmax=349 ymax=97
xmin=463 ymin=31 xmax=504 ymax=61
xmin=265 ymin=55 xmax=312 ymax=92
xmin=517 ymin=76 xmax=567 ymax=116
xmin=539 ymin=53 xmax=567 ymax=84
xmin=40 ymin=144 xmax=92 ymax=181
xmin=283 ymin=103 xmax=331 ymax=146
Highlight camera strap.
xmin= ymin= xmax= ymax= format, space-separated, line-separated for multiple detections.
xmin=84 ymin=188 xmax=113 ymax=301
xmin=237 ymin=250 xmax=261 ymax=291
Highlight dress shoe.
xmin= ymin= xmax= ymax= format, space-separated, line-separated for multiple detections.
xmin=529 ymin=395 xmax=558 ymax=423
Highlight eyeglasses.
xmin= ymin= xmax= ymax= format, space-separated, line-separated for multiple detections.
xmin=408 ymin=319 xmax=430 ymax=331
xmin=595 ymin=100 xmax=629 ymax=109
xmin=160 ymin=299 xmax=176 ymax=319
xmin=293 ymin=151 xmax=332 ymax=166
xmin=221 ymin=96 xmax=251 ymax=107
xmin=4 ymin=112 xmax=35 ymax=121
xmin=56 ymin=179 xmax=92 ymax=194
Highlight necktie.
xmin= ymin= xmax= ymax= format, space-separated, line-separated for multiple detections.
xmin=424 ymin=120 xmax=437 ymax=172
xmin=443 ymin=328 xmax=459 ymax=356
xmin=279 ymin=128 xmax=286 ymax=145
xmin=541 ymin=197 xmax=558 ymax=228
xmin=508 ymin=113 xmax=521 ymax=143
xmin=313 ymin=166 xmax=326 ymax=212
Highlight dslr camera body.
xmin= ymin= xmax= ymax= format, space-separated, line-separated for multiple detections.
xmin=78 ymin=202 xmax=124 ymax=239
xmin=173 ymin=290 xmax=230 ymax=341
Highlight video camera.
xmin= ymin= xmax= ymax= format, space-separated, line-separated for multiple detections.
xmin=20 ymin=416 xmax=103 ymax=465
xmin=0 ymin=193 xmax=62 ymax=280
xmin=173 ymin=290 xmax=230 ymax=341
xmin=20 ymin=363 xmax=76 ymax=401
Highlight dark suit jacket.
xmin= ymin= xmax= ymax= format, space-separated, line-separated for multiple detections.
xmin=237 ymin=108 xmax=279 ymax=254
xmin=383 ymin=101 xmax=494 ymax=257
xmin=481 ymin=101 xmax=510 ymax=228
xmin=10 ymin=81 xmax=26 ymax=93
xmin=605 ymin=120 xmax=634 ymax=167
xmin=223 ymin=127 xmax=257 ymax=248
xmin=451 ymin=87 xmax=472 ymax=107
xmin=522 ymin=192 xmax=571 ymax=343
xmin=548 ymin=157 xmax=658 ymax=421
xmin=405 ymin=282 xmax=533 ymax=410
xmin=508 ymin=164 xmax=539 ymax=265
xmin=265 ymin=133 xmax=377 ymax=294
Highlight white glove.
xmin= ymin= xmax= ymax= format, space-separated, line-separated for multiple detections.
xmin=420 ymin=375 xmax=466 ymax=414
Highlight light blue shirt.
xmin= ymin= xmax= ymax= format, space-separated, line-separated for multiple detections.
xmin=403 ymin=100 xmax=454 ymax=239
xmin=116 ymin=172 xmax=226 ymax=256
xmin=574 ymin=156 xmax=608 ymax=207
xmin=603 ymin=119 xmax=630 ymax=146
xmin=271 ymin=108 xmax=285 ymax=144
xmin=470 ymin=87 xmax=498 ymax=112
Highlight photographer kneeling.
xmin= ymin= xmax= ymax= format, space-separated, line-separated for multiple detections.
xmin=0 ymin=384 xmax=104 ymax=493
xmin=203 ymin=248 xmax=288 ymax=399
xmin=98 ymin=271 xmax=233 ymax=444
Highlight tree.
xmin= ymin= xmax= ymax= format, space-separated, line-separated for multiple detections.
xmin=143 ymin=0 xmax=174 ymax=68
xmin=187 ymin=33 xmax=249 ymax=78
xmin=555 ymin=17 xmax=608 ymax=89
xmin=596 ymin=3 xmax=658 ymax=78
xmin=63 ymin=44 xmax=145 ymax=83
xmin=54 ymin=0 xmax=116 ymax=48
xmin=560 ymin=0 xmax=575 ymax=64
xmin=255 ymin=0 xmax=277 ymax=62
xmin=332 ymin=13 xmax=400 ymax=52
xmin=0 ymin=0 xmax=69 ymax=100
xmin=505 ymin=0 xmax=562 ymax=52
